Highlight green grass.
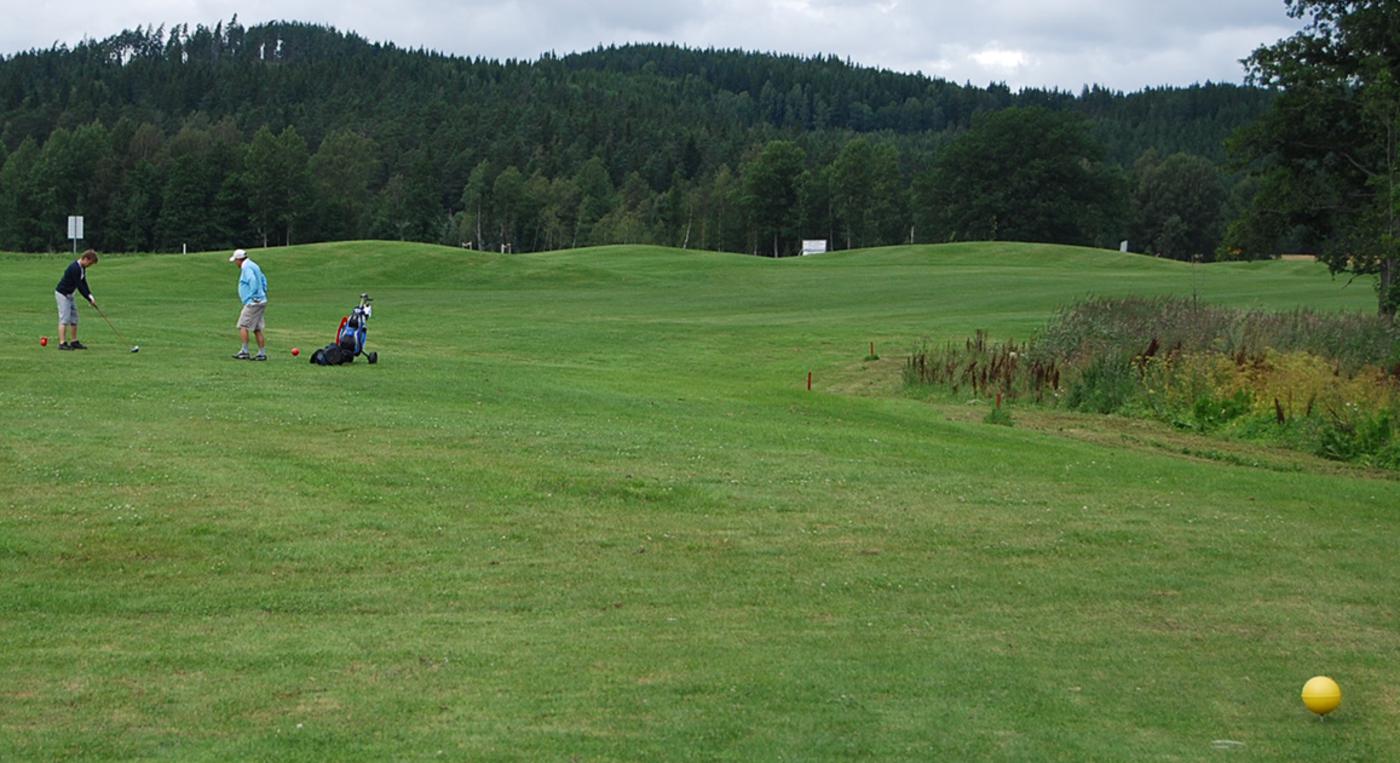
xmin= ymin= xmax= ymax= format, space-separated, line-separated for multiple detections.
xmin=1 ymin=241 xmax=1396 ymax=760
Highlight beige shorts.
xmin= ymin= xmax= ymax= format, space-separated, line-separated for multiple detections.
xmin=237 ymin=301 xmax=267 ymax=331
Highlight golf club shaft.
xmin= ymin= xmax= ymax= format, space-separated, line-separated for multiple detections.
xmin=92 ymin=303 xmax=131 ymax=345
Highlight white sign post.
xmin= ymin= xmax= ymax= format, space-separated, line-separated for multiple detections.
xmin=801 ymin=239 xmax=828 ymax=256
xmin=67 ymin=216 xmax=85 ymax=254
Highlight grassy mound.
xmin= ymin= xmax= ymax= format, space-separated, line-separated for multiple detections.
xmin=1 ymin=242 xmax=1396 ymax=760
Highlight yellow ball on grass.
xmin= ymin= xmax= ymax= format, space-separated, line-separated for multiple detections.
xmin=1301 ymin=676 xmax=1341 ymax=716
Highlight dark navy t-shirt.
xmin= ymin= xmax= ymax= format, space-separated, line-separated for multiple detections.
xmin=55 ymin=260 xmax=92 ymax=300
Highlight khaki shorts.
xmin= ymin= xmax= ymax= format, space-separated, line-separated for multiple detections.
xmin=237 ymin=301 xmax=267 ymax=331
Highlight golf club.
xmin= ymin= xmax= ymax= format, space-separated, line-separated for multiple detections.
xmin=92 ymin=302 xmax=140 ymax=353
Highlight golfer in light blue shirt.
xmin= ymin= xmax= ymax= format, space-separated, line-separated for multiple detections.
xmin=231 ymin=248 xmax=269 ymax=360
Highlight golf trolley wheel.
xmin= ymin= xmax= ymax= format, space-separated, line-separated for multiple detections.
xmin=368 ymin=351 xmax=378 ymax=364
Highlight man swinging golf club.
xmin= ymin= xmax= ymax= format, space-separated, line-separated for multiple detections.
xmin=54 ymin=249 xmax=98 ymax=350
xmin=230 ymin=248 xmax=269 ymax=360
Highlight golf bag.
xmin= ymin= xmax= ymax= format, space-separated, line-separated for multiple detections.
xmin=309 ymin=343 xmax=355 ymax=366
xmin=310 ymin=293 xmax=378 ymax=366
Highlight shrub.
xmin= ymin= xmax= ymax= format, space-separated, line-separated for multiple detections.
xmin=906 ymin=332 xmax=1061 ymax=403
xmin=1066 ymin=354 xmax=1135 ymax=414
xmin=1033 ymin=297 xmax=1400 ymax=375
xmin=1312 ymin=405 xmax=1395 ymax=463
xmin=908 ymin=297 xmax=1400 ymax=468
xmin=1190 ymin=388 xmax=1254 ymax=432
xmin=984 ymin=404 xmax=1015 ymax=427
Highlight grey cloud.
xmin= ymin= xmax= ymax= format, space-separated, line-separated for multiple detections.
xmin=0 ymin=0 xmax=1304 ymax=90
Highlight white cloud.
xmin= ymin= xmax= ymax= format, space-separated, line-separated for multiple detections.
xmin=970 ymin=47 xmax=1031 ymax=75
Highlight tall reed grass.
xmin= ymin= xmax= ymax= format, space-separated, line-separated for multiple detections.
xmin=907 ymin=298 xmax=1400 ymax=467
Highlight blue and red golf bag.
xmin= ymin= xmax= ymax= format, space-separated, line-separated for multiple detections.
xmin=311 ymin=293 xmax=378 ymax=365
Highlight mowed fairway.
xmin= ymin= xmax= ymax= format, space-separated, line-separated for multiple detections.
xmin=2 ymin=242 xmax=1397 ymax=760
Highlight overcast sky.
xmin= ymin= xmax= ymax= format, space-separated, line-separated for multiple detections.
xmin=0 ymin=0 xmax=1304 ymax=92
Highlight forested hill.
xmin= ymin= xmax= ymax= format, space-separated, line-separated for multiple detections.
xmin=0 ymin=19 xmax=1271 ymax=255
xmin=560 ymin=44 xmax=1269 ymax=164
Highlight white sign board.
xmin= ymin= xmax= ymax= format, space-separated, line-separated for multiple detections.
xmin=801 ymin=239 xmax=828 ymax=256
xmin=68 ymin=216 xmax=85 ymax=240
xmin=1119 ymin=240 xmax=1129 ymax=253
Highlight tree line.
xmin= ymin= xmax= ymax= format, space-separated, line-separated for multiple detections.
xmin=1 ymin=19 xmax=1272 ymax=259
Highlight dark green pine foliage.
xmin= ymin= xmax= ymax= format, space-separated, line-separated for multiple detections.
xmin=107 ymin=161 xmax=162 ymax=252
xmin=308 ymin=129 xmax=379 ymax=243
xmin=0 ymin=138 xmax=46 ymax=251
xmin=0 ymin=20 xmax=1273 ymax=255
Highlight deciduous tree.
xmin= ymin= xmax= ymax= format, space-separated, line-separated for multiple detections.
xmin=742 ymin=140 xmax=806 ymax=257
xmin=914 ymin=108 xmax=1121 ymax=247
xmin=1232 ymin=0 xmax=1400 ymax=317
xmin=1132 ymin=152 xmax=1227 ymax=260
